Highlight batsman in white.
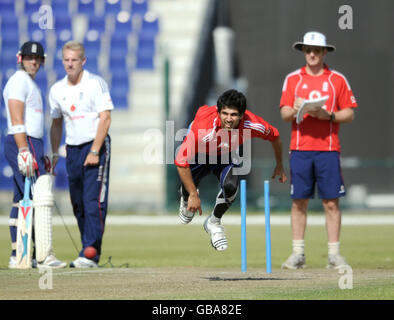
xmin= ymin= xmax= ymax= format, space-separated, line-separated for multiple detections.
xmin=3 ymin=41 xmax=67 ymax=268
xmin=49 ymin=41 xmax=113 ymax=268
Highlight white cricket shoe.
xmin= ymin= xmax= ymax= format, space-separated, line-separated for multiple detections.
xmin=38 ymin=255 xmax=67 ymax=269
xmin=70 ymin=257 xmax=98 ymax=268
xmin=326 ymin=254 xmax=349 ymax=269
xmin=281 ymin=253 xmax=306 ymax=269
xmin=179 ymin=197 xmax=195 ymax=224
xmin=203 ymin=215 xmax=228 ymax=251
xmin=8 ymin=256 xmax=16 ymax=269
xmin=8 ymin=256 xmax=37 ymax=269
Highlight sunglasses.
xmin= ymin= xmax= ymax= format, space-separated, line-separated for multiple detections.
xmin=303 ymin=46 xmax=324 ymax=54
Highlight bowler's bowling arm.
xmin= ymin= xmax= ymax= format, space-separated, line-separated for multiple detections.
xmin=176 ymin=165 xmax=202 ymax=215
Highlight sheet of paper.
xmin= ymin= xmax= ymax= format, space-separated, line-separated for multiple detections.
xmin=296 ymin=95 xmax=329 ymax=124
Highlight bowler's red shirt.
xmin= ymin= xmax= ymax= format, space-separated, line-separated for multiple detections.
xmin=280 ymin=65 xmax=358 ymax=152
xmin=175 ymin=105 xmax=279 ymax=167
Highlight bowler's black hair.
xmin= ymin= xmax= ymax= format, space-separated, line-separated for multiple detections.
xmin=217 ymin=89 xmax=247 ymax=115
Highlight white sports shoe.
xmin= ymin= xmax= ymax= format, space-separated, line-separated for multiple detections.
xmin=203 ymin=215 xmax=228 ymax=251
xmin=8 ymin=256 xmax=16 ymax=269
xmin=281 ymin=253 xmax=306 ymax=269
xmin=8 ymin=256 xmax=37 ymax=269
xmin=179 ymin=197 xmax=195 ymax=224
xmin=38 ymin=255 xmax=67 ymax=269
xmin=327 ymin=254 xmax=349 ymax=269
xmin=70 ymin=257 xmax=98 ymax=268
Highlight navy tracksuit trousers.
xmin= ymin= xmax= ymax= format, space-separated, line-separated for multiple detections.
xmin=66 ymin=136 xmax=111 ymax=263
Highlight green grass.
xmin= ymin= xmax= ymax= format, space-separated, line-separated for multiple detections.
xmin=1 ymin=222 xmax=394 ymax=270
xmin=1 ymin=222 xmax=394 ymax=299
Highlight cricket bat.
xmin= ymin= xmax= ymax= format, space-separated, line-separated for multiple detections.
xmin=16 ymin=177 xmax=33 ymax=269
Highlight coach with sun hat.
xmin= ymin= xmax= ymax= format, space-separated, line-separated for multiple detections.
xmin=279 ymin=31 xmax=358 ymax=269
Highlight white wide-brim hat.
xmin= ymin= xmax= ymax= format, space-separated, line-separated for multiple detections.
xmin=293 ymin=31 xmax=336 ymax=52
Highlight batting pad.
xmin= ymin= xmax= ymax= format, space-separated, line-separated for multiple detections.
xmin=33 ymin=175 xmax=54 ymax=263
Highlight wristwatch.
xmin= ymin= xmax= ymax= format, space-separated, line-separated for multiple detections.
xmin=90 ymin=149 xmax=99 ymax=156
xmin=330 ymin=112 xmax=336 ymax=122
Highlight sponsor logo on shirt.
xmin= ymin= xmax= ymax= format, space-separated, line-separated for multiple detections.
xmin=308 ymin=90 xmax=321 ymax=100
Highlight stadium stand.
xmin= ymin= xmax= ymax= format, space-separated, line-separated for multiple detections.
xmin=83 ymin=31 xmax=102 ymax=55
xmin=23 ymin=0 xmax=42 ymax=15
xmin=104 ymin=0 xmax=122 ymax=16
xmin=109 ymin=32 xmax=129 ymax=59
xmin=50 ymin=0 xmax=70 ymax=17
xmin=135 ymin=34 xmax=155 ymax=69
xmin=34 ymin=68 xmax=48 ymax=92
xmin=0 ymin=0 xmax=210 ymax=213
xmin=54 ymin=15 xmax=73 ymax=42
xmin=86 ymin=14 xmax=107 ymax=34
xmin=0 ymin=74 xmax=12 ymax=189
xmin=140 ymin=10 xmax=159 ymax=36
xmin=27 ymin=19 xmax=47 ymax=43
xmin=0 ymin=0 xmax=16 ymax=16
xmin=0 ymin=15 xmax=19 ymax=41
xmin=110 ymin=72 xmax=130 ymax=108
xmin=114 ymin=12 xmax=133 ymax=34
xmin=77 ymin=0 xmax=96 ymax=16
xmin=131 ymin=0 xmax=148 ymax=17
xmin=52 ymin=56 xmax=65 ymax=76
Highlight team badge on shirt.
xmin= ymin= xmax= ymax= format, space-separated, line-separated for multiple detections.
xmin=70 ymin=105 xmax=76 ymax=112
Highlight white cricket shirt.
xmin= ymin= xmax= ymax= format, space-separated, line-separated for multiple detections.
xmin=3 ymin=70 xmax=44 ymax=138
xmin=49 ymin=70 xmax=114 ymax=146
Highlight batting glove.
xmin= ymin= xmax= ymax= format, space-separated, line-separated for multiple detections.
xmin=17 ymin=147 xmax=38 ymax=177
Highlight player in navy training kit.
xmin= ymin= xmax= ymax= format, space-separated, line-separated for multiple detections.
xmin=49 ymin=41 xmax=113 ymax=268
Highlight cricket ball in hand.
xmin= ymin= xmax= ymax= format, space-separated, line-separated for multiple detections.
xmin=84 ymin=246 xmax=97 ymax=259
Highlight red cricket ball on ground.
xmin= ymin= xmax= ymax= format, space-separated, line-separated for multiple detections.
xmin=84 ymin=246 xmax=97 ymax=259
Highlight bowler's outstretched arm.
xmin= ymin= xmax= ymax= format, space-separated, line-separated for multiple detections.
xmin=176 ymin=166 xmax=202 ymax=215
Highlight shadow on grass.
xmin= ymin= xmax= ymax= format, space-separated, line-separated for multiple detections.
xmin=205 ymin=276 xmax=306 ymax=281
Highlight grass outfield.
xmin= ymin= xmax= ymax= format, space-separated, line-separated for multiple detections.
xmin=0 ymin=221 xmax=394 ymax=300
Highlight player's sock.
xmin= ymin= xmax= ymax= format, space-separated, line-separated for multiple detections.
xmin=211 ymin=190 xmax=229 ymax=220
xmin=292 ymin=239 xmax=305 ymax=255
xmin=179 ymin=185 xmax=188 ymax=201
xmin=209 ymin=214 xmax=221 ymax=224
xmin=328 ymin=242 xmax=340 ymax=255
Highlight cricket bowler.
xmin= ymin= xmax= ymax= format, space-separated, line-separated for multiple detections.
xmin=175 ymin=89 xmax=287 ymax=251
